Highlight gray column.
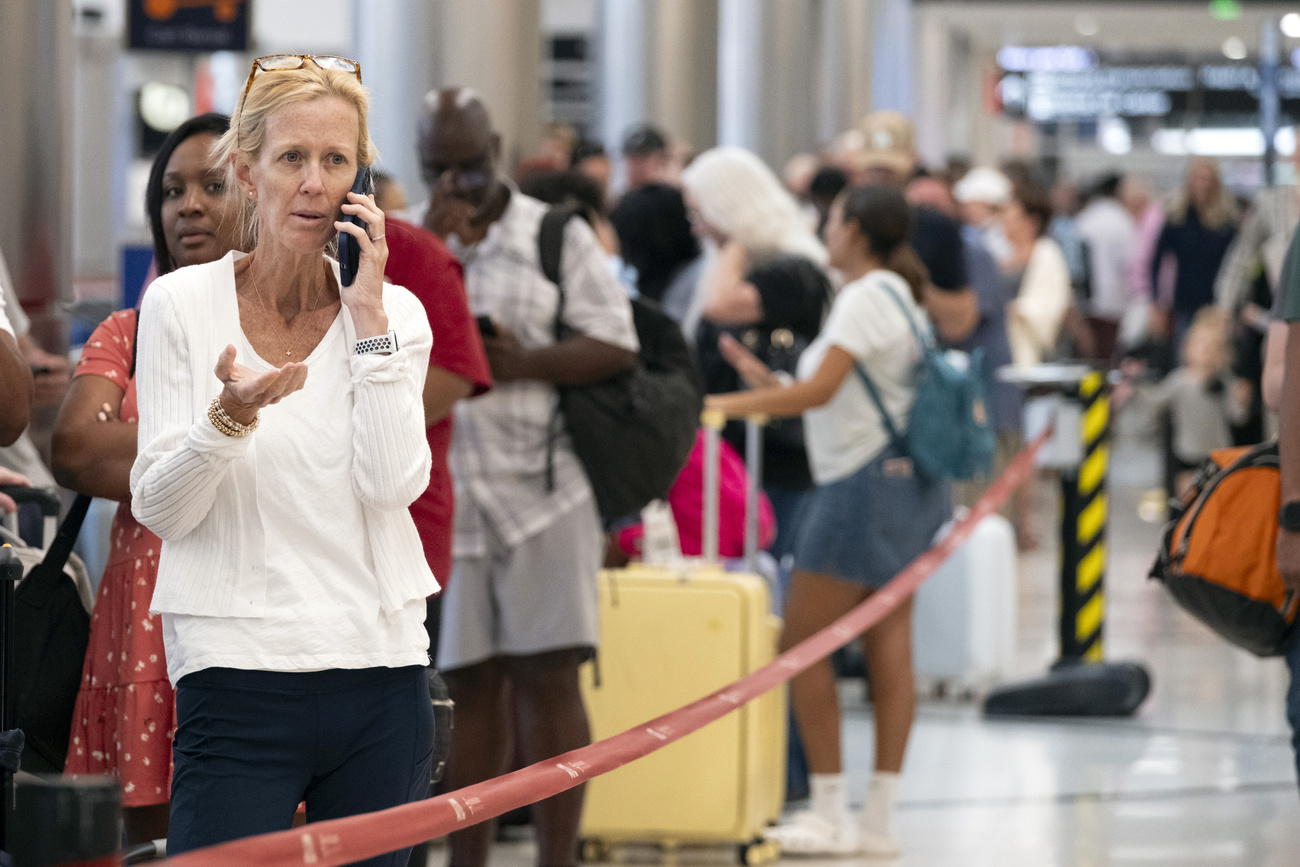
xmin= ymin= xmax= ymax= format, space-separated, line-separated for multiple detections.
xmin=354 ymin=0 xmax=440 ymax=199
xmin=649 ymin=0 xmax=718 ymax=154
xmin=596 ymin=0 xmax=651 ymax=161
xmin=816 ymin=0 xmax=874 ymax=145
xmin=871 ymin=0 xmax=913 ymax=114
xmin=0 ymin=0 xmax=73 ymax=347
xmin=716 ymin=0 xmax=763 ymax=153
xmin=718 ymin=0 xmax=821 ymax=168
xmin=436 ymin=0 xmax=544 ymax=169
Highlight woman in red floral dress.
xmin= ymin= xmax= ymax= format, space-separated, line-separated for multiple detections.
xmin=53 ymin=113 xmax=237 ymax=844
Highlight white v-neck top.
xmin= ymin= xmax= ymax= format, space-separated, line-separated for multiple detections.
xmin=130 ymin=251 xmax=438 ymax=683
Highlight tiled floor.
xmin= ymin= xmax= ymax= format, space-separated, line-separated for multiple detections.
xmin=428 ymin=421 xmax=1300 ymax=866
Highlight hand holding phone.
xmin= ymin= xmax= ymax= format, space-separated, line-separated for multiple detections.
xmin=338 ymin=167 xmax=375 ymax=288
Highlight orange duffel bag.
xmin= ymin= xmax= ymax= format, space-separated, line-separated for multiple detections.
xmin=1150 ymin=441 xmax=1299 ymax=657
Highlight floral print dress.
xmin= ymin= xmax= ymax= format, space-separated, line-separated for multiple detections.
xmin=64 ymin=309 xmax=174 ymax=807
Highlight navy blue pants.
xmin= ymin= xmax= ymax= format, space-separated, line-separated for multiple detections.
xmin=168 ymin=666 xmax=434 ymax=865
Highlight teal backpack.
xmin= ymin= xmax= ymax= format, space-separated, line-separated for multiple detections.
xmin=854 ymin=278 xmax=996 ymax=481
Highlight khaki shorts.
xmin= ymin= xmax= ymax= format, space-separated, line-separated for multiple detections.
xmin=437 ymin=497 xmax=604 ymax=672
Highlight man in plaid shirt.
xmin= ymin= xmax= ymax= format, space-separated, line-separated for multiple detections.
xmin=413 ymin=88 xmax=638 ymax=867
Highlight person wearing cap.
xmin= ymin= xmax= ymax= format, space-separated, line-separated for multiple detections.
xmin=953 ymin=166 xmax=1014 ymax=263
xmin=611 ymin=123 xmax=700 ymax=303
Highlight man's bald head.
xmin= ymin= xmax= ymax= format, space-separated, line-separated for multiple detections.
xmin=417 ymin=87 xmax=500 ymax=198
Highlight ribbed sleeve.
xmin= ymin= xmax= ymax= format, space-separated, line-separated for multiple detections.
xmin=131 ymin=283 xmax=251 ymax=540
xmin=348 ymin=289 xmax=434 ymax=511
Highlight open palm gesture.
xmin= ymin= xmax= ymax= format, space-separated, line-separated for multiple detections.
xmin=214 ymin=345 xmax=308 ymax=424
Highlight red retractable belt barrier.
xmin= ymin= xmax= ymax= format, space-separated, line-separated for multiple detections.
xmin=165 ymin=430 xmax=1049 ymax=866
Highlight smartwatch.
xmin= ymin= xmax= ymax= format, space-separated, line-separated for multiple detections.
xmin=354 ymin=330 xmax=399 ymax=356
xmin=1279 ymin=501 xmax=1300 ymax=533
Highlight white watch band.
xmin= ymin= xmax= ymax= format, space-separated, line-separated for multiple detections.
xmin=354 ymin=330 xmax=399 ymax=356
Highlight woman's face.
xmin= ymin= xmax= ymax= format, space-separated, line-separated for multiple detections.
xmin=1188 ymin=162 xmax=1217 ymax=207
xmin=239 ymin=96 xmax=361 ymax=256
xmin=160 ymin=132 xmax=239 ymax=269
xmin=822 ymin=195 xmax=863 ymax=271
xmin=1000 ymin=199 xmax=1036 ymax=245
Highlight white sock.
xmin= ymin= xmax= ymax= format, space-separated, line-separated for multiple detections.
xmin=860 ymin=771 xmax=900 ymax=836
xmin=809 ymin=773 xmax=850 ymax=824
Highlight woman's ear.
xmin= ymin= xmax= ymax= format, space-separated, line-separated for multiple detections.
xmin=232 ymin=153 xmax=256 ymax=199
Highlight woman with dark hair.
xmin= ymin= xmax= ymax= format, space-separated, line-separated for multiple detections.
xmin=706 ymin=185 xmax=951 ymax=858
xmin=144 ymin=113 xmax=239 ymax=276
xmin=52 ymin=112 xmax=237 ymax=844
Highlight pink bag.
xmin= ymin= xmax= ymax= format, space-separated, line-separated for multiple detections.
xmin=618 ymin=430 xmax=775 ymax=559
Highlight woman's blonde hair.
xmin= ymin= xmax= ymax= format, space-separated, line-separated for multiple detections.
xmin=681 ymin=147 xmax=828 ymax=266
xmin=1167 ymin=156 xmax=1237 ymax=232
xmin=213 ymin=61 xmax=378 ymax=249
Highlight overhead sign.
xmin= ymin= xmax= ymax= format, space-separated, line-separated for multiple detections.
xmin=1000 ymin=62 xmax=1300 ymax=122
xmin=128 ymin=0 xmax=250 ymax=52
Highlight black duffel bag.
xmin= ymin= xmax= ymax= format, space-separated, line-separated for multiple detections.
xmin=539 ymin=206 xmax=702 ymax=522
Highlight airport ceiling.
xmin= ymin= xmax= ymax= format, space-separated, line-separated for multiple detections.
xmin=918 ymin=2 xmax=1300 ymax=57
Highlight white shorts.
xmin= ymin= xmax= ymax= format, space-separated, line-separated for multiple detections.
xmin=437 ymin=497 xmax=604 ymax=671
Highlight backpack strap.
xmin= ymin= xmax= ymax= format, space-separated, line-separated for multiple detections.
xmin=855 ymin=365 xmax=907 ymax=456
xmin=539 ymin=205 xmax=578 ymax=492
xmin=852 ymin=275 xmax=930 ymax=457
xmin=129 ymin=308 xmax=140 ymax=379
xmin=20 ymin=495 xmax=92 ymax=606
xmin=870 ymin=275 xmax=933 ymax=353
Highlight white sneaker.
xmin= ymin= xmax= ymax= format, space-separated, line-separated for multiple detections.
xmin=857 ymin=826 xmax=901 ymax=858
xmin=763 ymin=810 xmax=861 ymax=856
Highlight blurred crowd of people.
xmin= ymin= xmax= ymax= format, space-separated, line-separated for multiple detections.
xmin=5 ymin=61 xmax=1300 ymax=862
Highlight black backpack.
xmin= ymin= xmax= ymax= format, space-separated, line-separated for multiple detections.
xmin=541 ymin=206 xmax=702 ymax=521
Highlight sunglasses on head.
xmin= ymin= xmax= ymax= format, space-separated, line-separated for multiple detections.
xmin=238 ymin=54 xmax=362 ymax=116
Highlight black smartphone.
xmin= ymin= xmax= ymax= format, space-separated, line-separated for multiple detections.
xmin=338 ymin=166 xmax=374 ymax=288
xmin=475 ymin=315 xmax=498 ymax=339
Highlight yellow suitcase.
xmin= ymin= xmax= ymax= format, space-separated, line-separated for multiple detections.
xmin=579 ymin=419 xmax=786 ymax=864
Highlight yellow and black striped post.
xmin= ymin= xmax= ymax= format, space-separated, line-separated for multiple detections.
xmin=1059 ymin=370 xmax=1109 ymax=663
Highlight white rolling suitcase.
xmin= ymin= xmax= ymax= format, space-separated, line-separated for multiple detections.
xmin=911 ymin=513 xmax=1017 ymax=698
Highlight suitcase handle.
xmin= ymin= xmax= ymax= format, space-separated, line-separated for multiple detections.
xmin=0 ymin=486 xmax=61 ymax=551
xmin=0 ymin=486 xmax=60 ymax=518
xmin=700 ymin=411 xmax=766 ymax=570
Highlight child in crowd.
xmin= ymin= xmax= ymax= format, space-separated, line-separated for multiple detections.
xmin=1117 ymin=308 xmax=1250 ymax=499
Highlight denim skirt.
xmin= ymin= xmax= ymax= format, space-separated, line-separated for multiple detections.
xmin=792 ymin=445 xmax=952 ymax=589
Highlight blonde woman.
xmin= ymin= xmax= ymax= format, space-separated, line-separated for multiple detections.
xmin=130 ymin=55 xmax=436 ymax=859
xmin=1152 ymin=157 xmax=1239 ymax=346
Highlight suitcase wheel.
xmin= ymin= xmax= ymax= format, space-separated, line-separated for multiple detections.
xmin=739 ymin=838 xmax=779 ymax=866
xmin=578 ymin=838 xmax=610 ymax=863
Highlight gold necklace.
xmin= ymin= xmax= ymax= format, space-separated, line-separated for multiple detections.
xmin=248 ymin=262 xmax=320 ymax=358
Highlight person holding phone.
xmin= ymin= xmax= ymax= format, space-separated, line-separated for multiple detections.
xmin=413 ymin=87 xmax=638 ymax=867
xmin=129 ymin=56 xmax=437 ymax=860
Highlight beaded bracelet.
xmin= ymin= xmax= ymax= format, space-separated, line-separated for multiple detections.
xmin=207 ymin=397 xmax=259 ymax=438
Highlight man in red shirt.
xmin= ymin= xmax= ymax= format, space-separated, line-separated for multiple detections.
xmin=383 ymin=216 xmax=492 ymax=657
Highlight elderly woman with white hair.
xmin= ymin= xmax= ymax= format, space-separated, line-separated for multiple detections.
xmin=681 ymin=145 xmax=833 ymax=553
xmin=130 ymin=54 xmax=436 ymax=860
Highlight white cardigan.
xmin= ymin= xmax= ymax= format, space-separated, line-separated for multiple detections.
xmin=1008 ymin=236 xmax=1071 ymax=369
xmin=131 ymin=251 xmax=439 ymax=618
